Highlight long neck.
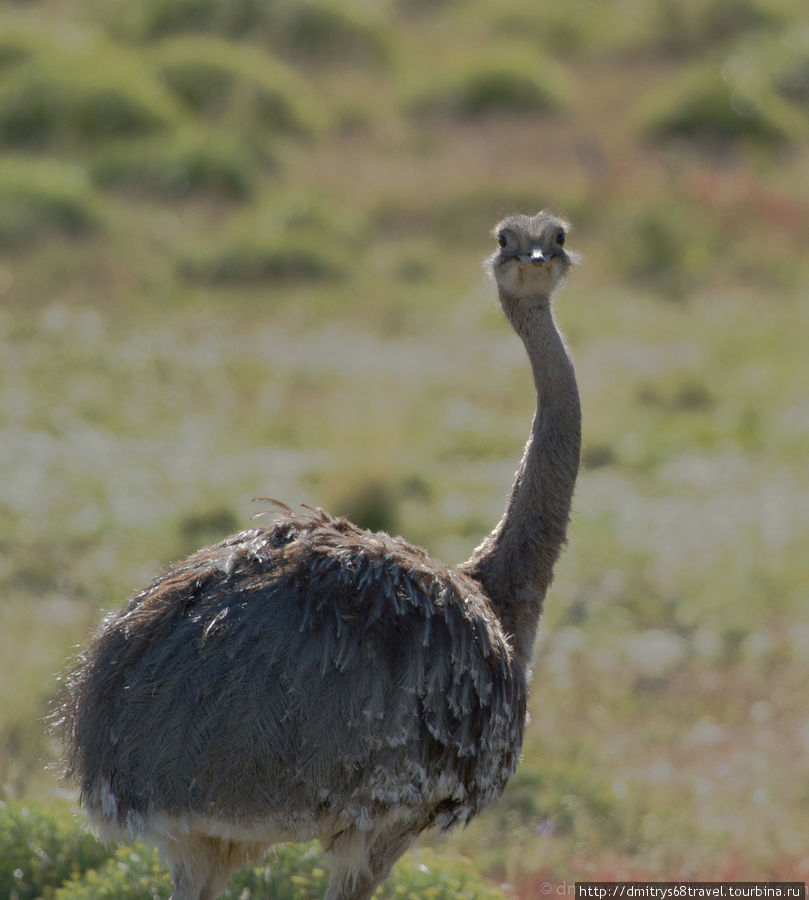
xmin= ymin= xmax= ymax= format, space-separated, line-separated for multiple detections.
xmin=461 ymin=297 xmax=581 ymax=669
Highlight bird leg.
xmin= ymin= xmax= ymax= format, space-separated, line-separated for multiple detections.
xmin=323 ymin=824 xmax=419 ymax=900
xmin=164 ymin=835 xmax=251 ymax=900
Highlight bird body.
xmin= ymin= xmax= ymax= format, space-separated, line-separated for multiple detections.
xmin=56 ymin=212 xmax=581 ymax=900
xmin=69 ymin=509 xmax=526 ymax=838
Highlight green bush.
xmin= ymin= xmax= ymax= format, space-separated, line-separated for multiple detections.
xmin=0 ymin=28 xmax=37 ymax=71
xmin=55 ymin=841 xmax=504 ymax=900
xmin=106 ymin=0 xmax=390 ymax=66
xmin=411 ymin=48 xmax=568 ymax=118
xmin=650 ymin=0 xmax=788 ymax=56
xmin=0 ymin=801 xmax=504 ymax=899
xmin=726 ymin=31 xmax=809 ymax=109
xmin=775 ymin=45 xmax=809 ymax=106
xmin=379 ymin=847 xmax=505 ymax=899
xmin=270 ymin=0 xmax=391 ymax=66
xmin=499 ymin=758 xmax=622 ymax=842
xmin=0 ymin=801 xmax=110 ymax=900
xmin=608 ymin=197 xmax=720 ymax=299
xmin=0 ymin=158 xmax=105 ymax=245
xmin=224 ymin=843 xmax=329 ymax=899
xmin=177 ymin=506 xmax=241 ymax=556
xmin=180 ymin=196 xmax=357 ymax=285
xmin=640 ymin=61 xmax=807 ymax=146
xmin=0 ymin=27 xmax=182 ymax=149
xmin=182 ymin=237 xmax=347 ymax=286
xmin=637 ymin=377 xmax=715 ymax=412
xmin=54 ymin=845 xmax=172 ymax=899
xmin=153 ymin=35 xmax=322 ymax=136
xmin=448 ymin=0 xmax=645 ymax=56
xmin=91 ymin=132 xmax=259 ymax=200
xmin=104 ymin=0 xmax=271 ymax=40
xmin=333 ymin=478 xmax=400 ymax=535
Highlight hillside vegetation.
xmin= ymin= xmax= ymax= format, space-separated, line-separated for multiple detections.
xmin=1 ymin=0 xmax=808 ymax=895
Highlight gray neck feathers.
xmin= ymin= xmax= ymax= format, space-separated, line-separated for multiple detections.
xmin=461 ymin=296 xmax=581 ymax=669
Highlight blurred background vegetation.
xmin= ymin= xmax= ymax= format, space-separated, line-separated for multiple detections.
xmin=1 ymin=0 xmax=808 ymax=895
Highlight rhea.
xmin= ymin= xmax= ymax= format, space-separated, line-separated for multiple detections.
xmin=56 ymin=211 xmax=582 ymax=900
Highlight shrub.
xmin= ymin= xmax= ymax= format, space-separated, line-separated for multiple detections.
xmin=0 ymin=27 xmax=36 ymax=70
xmin=54 ymin=844 xmax=172 ymax=899
xmin=455 ymin=69 xmax=557 ymax=116
xmin=333 ymin=479 xmax=400 ymax=535
xmin=177 ymin=506 xmax=241 ymax=555
xmin=582 ymin=443 xmax=617 ymax=470
xmin=380 ymin=847 xmax=506 ymax=899
xmin=0 ymin=801 xmax=110 ymax=900
xmin=106 ymin=0 xmax=271 ymax=40
xmin=224 ymin=843 xmax=328 ymax=899
xmin=106 ymin=0 xmax=390 ymax=67
xmin=608 ymin=197 xmax=720 ymax=299
xmin=725 ymin=30 xmax=809 ymax=109
xmin=182 ymin=238 xmax=347 ymax=286
xmin=180 ymin=196 xmax=356 ymax=286
xmin=651 ymin=0 xmax=788 ymax=56
xmin=153 ymin=35 xmax=322 ymax=136
xmin=411 ymin=46 xmax=568 ymax=118
xmin=0 ymin=27 xmax=182 ymax=149
xmin=640 ymin=62 xmax=807 ymax=146
xmin=775 ymin=45 xmax=809 ymax=106
xmin=270 ymin=0 xmax=391 ymax=66
xmin=638 ymin=377 xmax=715 ymax=412
xmin=91 ymin=132 xmax=259 ymax=200
xmin=14 ymin=810 xmax=502 ymax=900
xmin=54 ymin=841 xmax=504 ymax=899
xmin=495 ymin=757 xmax=623 ymax=845
xmin=0 ymin=158 xmax=104 ymax=246
xmin=228 ymin=844 xmax=505 ymax=900
xmin=447 ymin=0 xmax=641 ymax=57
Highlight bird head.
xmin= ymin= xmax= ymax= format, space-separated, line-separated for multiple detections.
xmin=487 ymin=211 xmax=579 ymax=306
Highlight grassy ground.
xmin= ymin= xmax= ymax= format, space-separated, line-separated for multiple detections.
xmin=1 ymin=0 xmax=808 ymax=894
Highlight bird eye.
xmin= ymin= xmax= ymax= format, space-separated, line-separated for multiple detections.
xmin=556 ymin=232 xmax=565 ymax=246
xmin=497 ymin=233 xmax=508 ymax=248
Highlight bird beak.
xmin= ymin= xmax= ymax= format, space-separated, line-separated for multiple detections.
xmin=518 ymin=247 xmax=549 ymax=265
